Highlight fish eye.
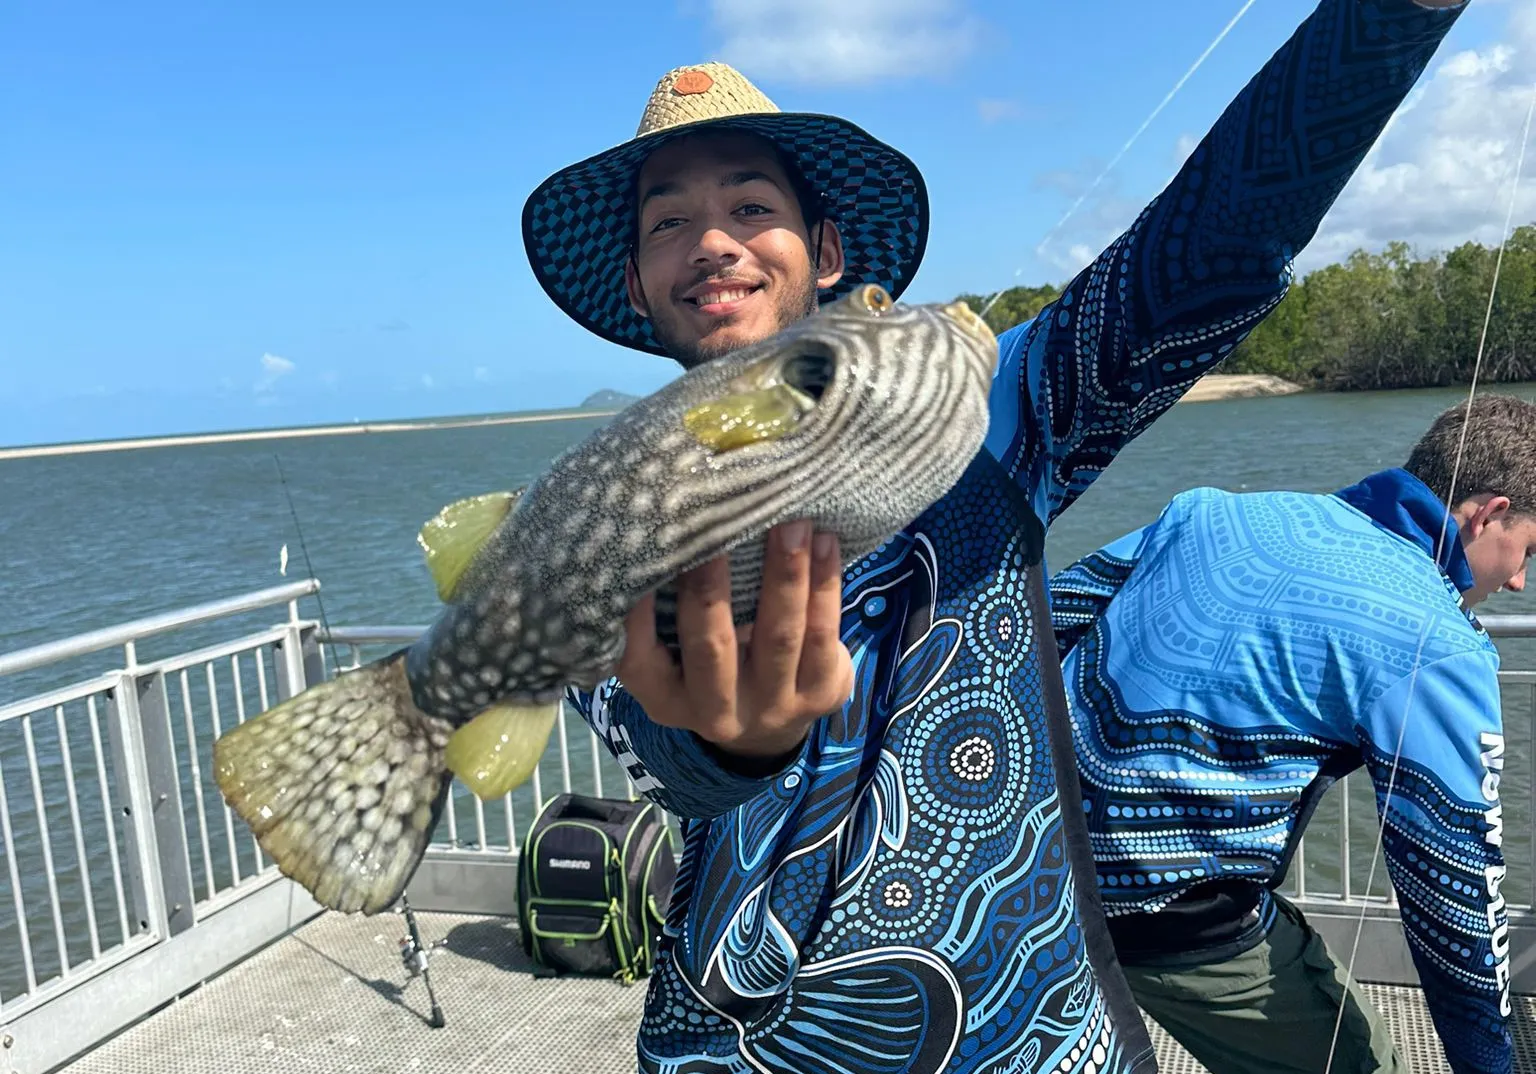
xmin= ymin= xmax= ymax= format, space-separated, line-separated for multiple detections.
xmin=861 ymin=285 xmax=892 ymax=315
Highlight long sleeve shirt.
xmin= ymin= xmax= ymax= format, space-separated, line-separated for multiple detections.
xmin=1050 ymin=467 xmax=1511 ymax=1074
xmin=562 ymin=4 xmax=1470 ymax=1071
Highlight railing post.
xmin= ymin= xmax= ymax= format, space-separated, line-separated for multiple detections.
xmin=102 ymin=673 xmax=168 ymax=941
xmin=273 ymin=621 xmax=321 ymax=701
xmin=130 ymin=671 xmax=196 ymax=936
xmin=299 ymin=623 xmax=327 ymax=689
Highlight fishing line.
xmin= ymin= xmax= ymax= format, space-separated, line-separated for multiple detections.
xmin=272 ymin=454 xmax=335 ymax=642
xmin=979 ymin=0 xmax=1258 ymax=321
xmin=1324 ymin=78 xmax=1536 ymax=1074
xmin=270 ymin=453 xmax=329 ymax=938
xmin=270 ymin=452 xmax=448 ymax=1028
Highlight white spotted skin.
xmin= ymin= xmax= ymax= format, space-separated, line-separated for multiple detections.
xmin=405 ymin=289 xmax=998 ymax=722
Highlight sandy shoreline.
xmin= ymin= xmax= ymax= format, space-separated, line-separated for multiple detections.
xmin=0 ymin=409 xmax=620 ymax=462
xmin=1179 ymin=373 xmax=1304 ymax=404
xmin=1 ymin=374 xmax=1302 ymax=461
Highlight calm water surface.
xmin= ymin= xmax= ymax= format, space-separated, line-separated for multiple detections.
xmin=2 ymin=383 xmax=1534 ymax=1005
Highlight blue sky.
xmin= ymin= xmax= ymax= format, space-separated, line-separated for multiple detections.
xmin=2 ymin=0 xmax=1529 ymax=447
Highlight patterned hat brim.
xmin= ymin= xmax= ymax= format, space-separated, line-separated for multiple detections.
xmin=520 ymin=112 xmax=930 ymax=357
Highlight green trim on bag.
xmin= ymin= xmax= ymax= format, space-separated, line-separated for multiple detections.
xmin=527 ymin=906 xmax=613 ymax=943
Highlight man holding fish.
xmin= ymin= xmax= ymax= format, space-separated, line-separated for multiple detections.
xmin=528 ymin=1 xmax=1470 ymax=1069
xmin=212 ymin=0 xmax=1472 ymax=1071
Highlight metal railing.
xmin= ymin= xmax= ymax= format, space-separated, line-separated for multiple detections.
xmin=0 ymin=582 xmax=328 ymax=1074
xmin=0 ymin=584 xmax=1532 ymax=1072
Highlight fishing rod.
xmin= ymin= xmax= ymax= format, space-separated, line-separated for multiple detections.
xmin=272 ymin=453 xmax=449 ymax=1032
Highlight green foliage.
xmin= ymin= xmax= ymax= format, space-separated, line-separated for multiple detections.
xmin=953 ymin=225 xmax=1536 ymax=391
xmin=953 ymin=284 xmax=1064 ymax=338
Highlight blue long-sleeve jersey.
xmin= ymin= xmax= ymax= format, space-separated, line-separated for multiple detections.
xmin=1049 ymin=468 xmax=1512 ymax=1074
xmin=556 ymin=3 xmax=1469 ymax=1071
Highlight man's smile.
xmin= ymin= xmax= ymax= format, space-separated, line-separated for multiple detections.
xmin=683 ymin=281 xmax=766 ymax=315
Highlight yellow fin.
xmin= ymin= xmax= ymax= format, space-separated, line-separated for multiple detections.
xmin=683 ymin=384 xmax=815 ymax=452
xmin=444 ymin=700 xmax=561 ymax=799
xmin=416 ymin=490 xmax=521 ymax=602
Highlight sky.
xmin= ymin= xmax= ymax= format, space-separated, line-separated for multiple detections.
xmin=1 ymin=0 xmax=1532 ymax=448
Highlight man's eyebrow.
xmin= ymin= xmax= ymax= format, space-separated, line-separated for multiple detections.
xmin=638 ymin=170 xmax=784 ymax=211
xmin=722 ymin=169 xmax=782 ymax=191
xmin=638 ymin=180 xmax=679 ymax=210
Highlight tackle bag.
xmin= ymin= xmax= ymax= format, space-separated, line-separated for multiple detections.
xmin=517 ymin=791 xmax=677 ymax=982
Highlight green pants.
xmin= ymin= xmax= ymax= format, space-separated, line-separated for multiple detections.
xmin=1119 ymin=894 xmax=1405 ymax=1074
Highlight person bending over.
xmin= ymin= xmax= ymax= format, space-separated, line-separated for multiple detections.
xmin=1050 ymin=394 xmax=1534 ymax=1074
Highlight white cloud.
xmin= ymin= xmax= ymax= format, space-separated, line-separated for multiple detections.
xmin=1029 ymin=8 xmax=1536 ymax=285
xmin=1296 ymin=6 xmax=1536 ymax=275
xmin=704 ymin=0 xmax=984 ymax=85
xmin=1063 ymin=244 xmax=1097 ymax=273
xmin=1172 ymin=132 xmax=1199 ymax=166
xmin=255 ymin=353 xmax=295 ymax=394
xmin=1033 ymin=179 xmax=1146 ymax=278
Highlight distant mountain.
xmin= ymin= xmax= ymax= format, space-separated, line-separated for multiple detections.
xmin=580 ymin=389 xmax=640 ymax=409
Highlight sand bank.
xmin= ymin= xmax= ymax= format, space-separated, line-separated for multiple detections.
xmin=0 ymin=410 xmax=620 ymax=461
xmin=1179 ymin=373 xmax=1303 ymax=404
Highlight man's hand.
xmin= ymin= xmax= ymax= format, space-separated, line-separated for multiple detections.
xmin=617 ymin=520 xmax=853 ymax=766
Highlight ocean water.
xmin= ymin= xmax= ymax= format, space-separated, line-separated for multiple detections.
xmin=2 ymin=383 xmax=1534 ymax=1005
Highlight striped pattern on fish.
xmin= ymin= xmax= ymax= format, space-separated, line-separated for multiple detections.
xmin=211 ymin=285 xmax=998 ymax=914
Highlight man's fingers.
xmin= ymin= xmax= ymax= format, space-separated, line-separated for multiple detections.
xmin=615 ymin=593 xmax=685 ymax=722
xmin=745 ymin=520 xmax=814 ymax=695
xmin=674 ymin=554 xmax=739 ymax=718
xmin=797 ymin=532 xmax=853 ymax=708
xmin=617 ymin=594 xmax=686 ymax=724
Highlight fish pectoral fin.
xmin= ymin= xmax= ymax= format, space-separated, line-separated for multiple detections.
xmin=416 ymin=489 xmax=524 ymax=602
xmin=443 ymin=700 xmax=561 ymax=800
xmin=211 ymin=650 xmax=454 ymax=915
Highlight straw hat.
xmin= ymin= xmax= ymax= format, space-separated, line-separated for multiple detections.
xmin=520 ymin=62 xmax=930 ymax=357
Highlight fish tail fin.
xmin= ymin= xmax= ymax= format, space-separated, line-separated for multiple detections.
xmin=212 ymin=650 xmax=454 ymax=915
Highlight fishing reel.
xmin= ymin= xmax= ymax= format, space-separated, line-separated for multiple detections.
xmin=393 ymin=895 xmax=447 ymax=1029
xmin=397 ymin=929 xmax=443 ymax=979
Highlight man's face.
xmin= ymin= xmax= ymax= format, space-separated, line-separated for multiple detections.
xmin=1456 ymin=494 xmax=1536 ymax=605
xmin=625 ymin=131 xmax=844 ymax=367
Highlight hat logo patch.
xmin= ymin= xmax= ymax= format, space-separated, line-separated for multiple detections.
xmin=673 ymin=69 xmax=714 ymax=95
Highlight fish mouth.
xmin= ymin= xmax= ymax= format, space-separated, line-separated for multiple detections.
xmin=939 ymin=300 xmax=996 ymax=347
xmin=683 ymin=347 xmax=835 ymax=453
